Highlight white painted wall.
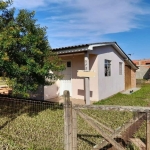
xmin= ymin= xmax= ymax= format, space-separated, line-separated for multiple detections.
xmin=90 ymin=46 xmax=125 ymax=100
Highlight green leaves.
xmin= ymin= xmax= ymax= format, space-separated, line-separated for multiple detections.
xmin=0 ymin=1 xmax=64 ymax=98
xmin=0 ymin=0 xmax=12 ymax=10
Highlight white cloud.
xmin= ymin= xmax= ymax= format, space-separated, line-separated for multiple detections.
xmin=12 ymin=0 xmax=150 ymax=48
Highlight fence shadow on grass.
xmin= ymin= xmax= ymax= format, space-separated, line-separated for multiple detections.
xmin=77 ymin=134 xmax=127 ymax=149
xmin=78 ymin=134 xmax=103 ymax=147
xmin=0 ymin=95 xmax=64 ymax=150
xmin=0 ymin=95 xmax=63 ymax=130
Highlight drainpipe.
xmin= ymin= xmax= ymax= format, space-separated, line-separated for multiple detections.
xmin=84 ymin=51 xmax=90 ymax=105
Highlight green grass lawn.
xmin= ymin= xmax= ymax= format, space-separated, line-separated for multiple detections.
xmin=0 ymin=101 xmax=64 ymax=150
xmin=0 ymin=83 xmax=150 ymax=150
xmin=0 ymin=100 xmax=106 ymax=150
xmin=94 ymin=83 xmax=150 ymax=106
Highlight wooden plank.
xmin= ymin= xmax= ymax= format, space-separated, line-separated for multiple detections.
xmin=121 ymin=114 xmax=146 ymax=142
xmin=82 ymin=112 xmax=114 ymax=133
xmin=125 ymin=65 xmax=131 ymax=90
xmin=73 ymin=104 xmax=150 ymax=112
xmin=72 ymin=109 xmax=77 ymax=150
xmin=93 ymin=113 xmax=145 ymax=149
xmin=0 ymin=86 xmax=12 ymax=95
xmin=77 ymin=70 xmax=95 ymax=77
xmin=130 ymin=138 xmax=146 ymax=150
xmin=78 ymin=110 xmax=125 ymax=150
xmin=64 ymin=90 xmax=72 ymax=150
xmin=147 ymin=112 xmax=150 ymax=150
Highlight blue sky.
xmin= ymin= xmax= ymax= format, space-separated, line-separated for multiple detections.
xmin=12 ymin=0 xmax=150 ymax=60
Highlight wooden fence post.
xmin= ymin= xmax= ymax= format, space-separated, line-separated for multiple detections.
xmin=146 ymin=111 xmax=150 ymax=150
xmin=72 ymin=108 xmax=77 ymax=150
xmin=64 ymin=90 xmax=72 ymax=150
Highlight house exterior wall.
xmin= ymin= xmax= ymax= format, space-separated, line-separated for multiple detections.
xmin=44 ymin=45 xmax=136 ymax=101
xmin=90 ymin=46 xmax=125 ymax=100
xmin=44 ymin=53 xmax=99 ymax=101
xmin=60 ymin=54 xmax=99 ymax=101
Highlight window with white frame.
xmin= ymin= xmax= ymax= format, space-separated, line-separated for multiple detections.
xmin=119 ymin=62 xmax=122 ymax=75
xmin=105 ymin=59 xmax=111 ymax=76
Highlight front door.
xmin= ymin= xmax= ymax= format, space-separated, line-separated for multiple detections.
xmin=60 ymin=61 xmax=72 ymax=96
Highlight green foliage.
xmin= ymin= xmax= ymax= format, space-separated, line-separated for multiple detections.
xmin=0 ymin=1 xmax=64 ymax=97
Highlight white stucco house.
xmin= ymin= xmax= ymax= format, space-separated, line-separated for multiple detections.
xmin=38 ymin=42 xmax=138 ymax=103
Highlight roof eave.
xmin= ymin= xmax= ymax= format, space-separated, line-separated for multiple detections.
xmin=54 ymin=46 xmax=89 ymax=54
xmin=111 ymin=43 xmax=138 ymax=70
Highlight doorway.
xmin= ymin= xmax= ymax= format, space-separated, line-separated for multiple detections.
xmin=60 ymin=61 xmax=72 ymax=96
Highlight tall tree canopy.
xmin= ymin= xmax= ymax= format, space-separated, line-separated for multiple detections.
xmin=0 ymin=0 xmax=64 ymax=97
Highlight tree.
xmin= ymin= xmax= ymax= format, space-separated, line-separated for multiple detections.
xmin=0 ymin=0 xmax=64 ymax=97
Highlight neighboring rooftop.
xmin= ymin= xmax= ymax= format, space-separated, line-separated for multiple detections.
xmin=133 ymin=59 xmax=150 ymax=66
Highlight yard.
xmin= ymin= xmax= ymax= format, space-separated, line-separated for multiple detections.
xmin=0 ymin=83 xmax=150 ymax=149
xmin=94 ymin=83 xmax=150 ymax=106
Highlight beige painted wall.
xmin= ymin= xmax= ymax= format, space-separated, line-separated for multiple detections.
xmin=43 ymin=53 xmax=99 ymax=101
xmin=59 ymin=54 xmax=99 ymax=101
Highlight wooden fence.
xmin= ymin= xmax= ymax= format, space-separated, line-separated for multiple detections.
xmin=64 ymin=90 xmax=150 ymax=150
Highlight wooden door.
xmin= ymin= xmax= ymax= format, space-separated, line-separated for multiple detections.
xmin=125 ymin=65 xmax=131 ymax=90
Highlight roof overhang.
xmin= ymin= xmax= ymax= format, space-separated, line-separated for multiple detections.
xmin=88 ymin=43 xmax=138 ymax=70
xmin=52 ymin=42 xmax=138 ymax=70
xmin=53 ymin=46 xmax=89 ymax=54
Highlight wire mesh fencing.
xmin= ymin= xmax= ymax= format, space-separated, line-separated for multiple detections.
xmin=1 ymin=91 xmax=150 ymax=150
xmin=0 ymin=96 xmax=64 ymax=150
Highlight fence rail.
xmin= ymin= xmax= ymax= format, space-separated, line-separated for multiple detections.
xmin=64 ymin=90 xmax=150 ymax=150
xmin=0 ymin=91 xmax=150 ymax=149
